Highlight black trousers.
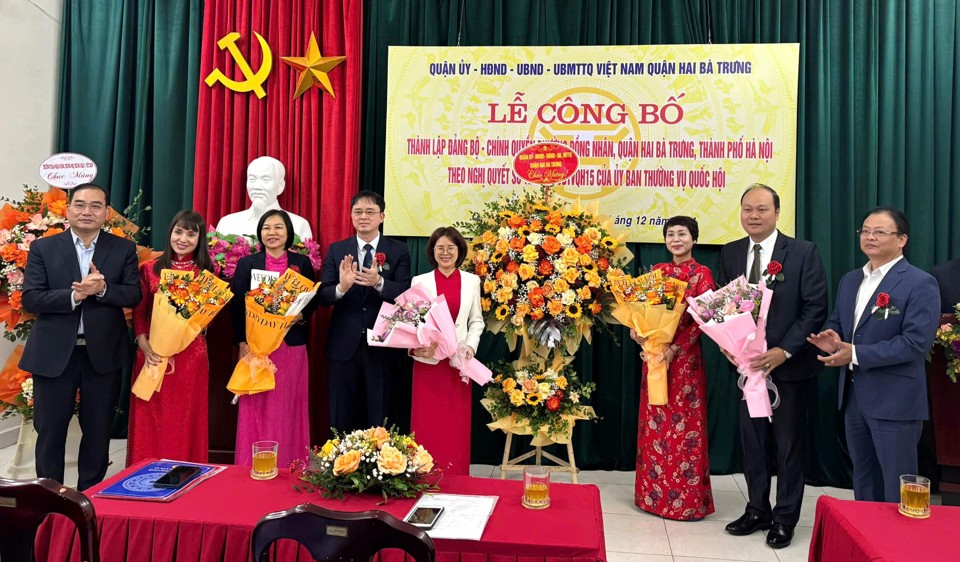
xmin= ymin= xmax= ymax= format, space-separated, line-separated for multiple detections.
xmin=327 ymin=341 xmax=399 ymax=433
xmin=738 ymin=376 xmax=811 ymax=526
xmin=32 ymin=345 xmax=121 ymax=491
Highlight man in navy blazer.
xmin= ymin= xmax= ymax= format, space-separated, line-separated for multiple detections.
xmin=809 ymin=206 xmax=939 ymax=502
xmin=318 ymin=191 xmax=411 ymax=432
xmin=19 ymin=184 xmax=141 ymax=490
xmin=717 ymin=184 xmax=828 ymax=549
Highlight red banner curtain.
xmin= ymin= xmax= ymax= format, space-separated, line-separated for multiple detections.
xmin=193 ymin=0 xmax=362 ymax=450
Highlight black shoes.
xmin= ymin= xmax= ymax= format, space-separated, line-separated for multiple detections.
xmin=765 ymin=522 xmax=794 ymax=549
xmin=724 ymin=512 xmax=772 ymax=536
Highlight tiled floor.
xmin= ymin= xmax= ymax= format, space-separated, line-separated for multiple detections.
xmin=1 ymin=441 xmax=937 ymax=562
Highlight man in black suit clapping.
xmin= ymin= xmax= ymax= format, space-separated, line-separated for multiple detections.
xmin=717 ymin=184 xmax=828 ymax=549
xmin=19 ymin=183 xmax=141 ymax=490
xmin=318 ymin=191 xmax=411 ymax=433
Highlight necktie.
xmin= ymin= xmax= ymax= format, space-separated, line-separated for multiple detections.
xmin=748 ymin=243 xmax=762 ymax=284
xmin=362 ymin=243 xmax=374 ymax=269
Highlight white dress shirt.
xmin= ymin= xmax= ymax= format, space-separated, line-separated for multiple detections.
xmin=745 ymin=230 xmax=779 ymax=282
xmin=335 ymin=234 xmax=384 ymax=298
xmin=849 ymin=254 xmax=904 ymax=368
xmin=69 ymin=230 xmax=105 ymax=335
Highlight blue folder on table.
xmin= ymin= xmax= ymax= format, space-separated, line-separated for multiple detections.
xmin=95 ymin=460 xmax=224 ymax=502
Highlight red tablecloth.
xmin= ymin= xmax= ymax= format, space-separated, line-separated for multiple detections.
xmin=809 ymin=496 xmax=960 ymax=561
xmin=35 ymin=462 xmax=606 ymax=562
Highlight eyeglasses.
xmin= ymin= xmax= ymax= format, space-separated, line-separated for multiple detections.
xmin=70 ymin=201 xmax=106 ymax=212
xmin=351 ymin=209 xmax=382 ymax=217
xmin=856 ymin=229 xmax=901 ymax=238
xmin=434 ymin=246 xmax=458 ymax=255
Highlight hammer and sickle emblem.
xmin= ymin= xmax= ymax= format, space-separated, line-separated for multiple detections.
xmin=204 ymin=32 xmax=273 ymax=99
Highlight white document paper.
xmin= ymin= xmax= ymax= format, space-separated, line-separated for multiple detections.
xmin=404 ymin=493 xmax=499 ymax=540
xmin=285 ymin=290 xmax=317 ymax=317
xmin=249 ymin=269 xmax=280 ymax=290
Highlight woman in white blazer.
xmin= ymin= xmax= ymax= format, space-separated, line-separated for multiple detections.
xmin=409 ymin=226 xmax=485 ymax=475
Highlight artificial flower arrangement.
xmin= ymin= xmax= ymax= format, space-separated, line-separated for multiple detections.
xmin=481 ymin=359 xmax=597 ymax=446
xmin=130 ymin=269 xmax=233 ymax=401
xmin=456 ymin=185 xmax=632 ymax=361
xmin=0 ymin=186 xmax=153 ymax=341
xmin=0 ymin=346 xmax=34 ymax=420
xmin=608 ymin=269 xmax=689 ymax=406
xmin=291 ymin=425 xmax=438 ymax=500
xmin=226 ymin=269 xmax=319 ymax=400
xmin=685 ymin=276 xmax=777 ymax=419
xmin=932 ymin=303 xmax=960 ymax=383
xmin=206 ymin=228 xmax=322 ymax=279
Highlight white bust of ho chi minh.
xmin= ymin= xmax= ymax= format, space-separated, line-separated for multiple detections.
xmin=215 ymin=156 xmax=314 ymax=240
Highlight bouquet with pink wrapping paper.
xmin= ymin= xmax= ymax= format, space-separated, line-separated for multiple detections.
xmin=367 ymin=285 xmax=492 ymax=386
xmin=685 ymin=276 xmax=780 ymax=419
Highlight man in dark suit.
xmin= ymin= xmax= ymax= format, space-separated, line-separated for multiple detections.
xmin=809 ymin=207 xmax=939 ymax=502
xmin=318 ymin=191 xmax=411 ymax=432
xmin=931 ymin=259 xmax=960 ymax=314
xmin=19 ymin=183 xmax=141 ymax=490
xmin=718 ymin=184 xmax=828 ymax=549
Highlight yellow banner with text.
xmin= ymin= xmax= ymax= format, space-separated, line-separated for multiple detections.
xmin=383 ymin=45 xmax=799 ymax=244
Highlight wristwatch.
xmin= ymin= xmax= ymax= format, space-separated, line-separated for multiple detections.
xmin=783 ymin=349 xmax=792 ymax=360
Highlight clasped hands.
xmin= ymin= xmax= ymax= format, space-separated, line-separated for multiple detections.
xmin=72 ymin=263 xmax=105 ymax=302
xmin=337 ymin=255 xmax=381 ymax=292
xmin=806 ymin=329 xmax=853 ymax=367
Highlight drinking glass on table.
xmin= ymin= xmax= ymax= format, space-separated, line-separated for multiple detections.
xmin=251 ymin=440 xmax=279 ymax=480
xmin=899 ymin=474 xmax=931 ymax=519
xmin=522 ymin=466 xmax=551 ymax=509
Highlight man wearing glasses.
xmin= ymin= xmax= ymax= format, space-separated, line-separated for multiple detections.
xmin=318 ymin=190 xmax=411 ymax=432
xmin=19 ymin=183 xmax=141 ymax=490
xmin=809 ymin=207 xmax=939 ymax=502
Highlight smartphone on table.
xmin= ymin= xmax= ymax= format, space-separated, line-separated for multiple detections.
xmin=153 ymin=465 xmax=201 ymax=489
xmin=405 ymin=506 xmax=444 ymax=529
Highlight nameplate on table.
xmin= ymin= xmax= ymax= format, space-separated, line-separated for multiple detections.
xmin=94 ymin=460 xmax=226 ymax=502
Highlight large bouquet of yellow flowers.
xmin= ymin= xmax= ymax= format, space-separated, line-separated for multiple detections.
xmin=933 ymin=304 xmax=960 ymax=383
xmin=292 ymin=425 xmax=438 ymax=500
xmin=457 ymin=186 xmax=631 ymax=359
xmin=481 ymin=360 xmax=597 ymax=446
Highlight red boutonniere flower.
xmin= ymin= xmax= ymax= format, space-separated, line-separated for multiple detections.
xmin=763 ymin=260 xmax=785 ymax=286
xmin=375 ymin=252 xmax=389 ymax=272
xmin=871 ymin=292 xmax=900 ymax=319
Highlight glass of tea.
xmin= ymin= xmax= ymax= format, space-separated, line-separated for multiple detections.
xmin=898 ymin=474 xmax=931 ymax=519
xmin=251 ymin=440 xmax=279 ymax=480
xmin=522 ymin=466 xmax=551 ymax=509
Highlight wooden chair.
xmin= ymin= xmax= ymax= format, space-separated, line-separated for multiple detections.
xmin=0 ymin=477 xmax=99 ymax=562
xmin=251 ymin=503 xmax=435 ymax=562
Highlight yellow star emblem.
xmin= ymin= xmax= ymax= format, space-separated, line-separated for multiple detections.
xmin=281 ymin=32 xmax=346 ymax=99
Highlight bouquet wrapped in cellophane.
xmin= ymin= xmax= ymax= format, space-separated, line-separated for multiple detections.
xmin=608 ymin=269 xmax=688 ymax=406
xmin=685 ymin=276 xmax=777 ymax=418
xmin=226 ymin=268 xmax=318 ymax=400
xmin=367 ymin=284 xmax=492 ymax=386
xmin=131 ymin=269 xmax=233 ymax=401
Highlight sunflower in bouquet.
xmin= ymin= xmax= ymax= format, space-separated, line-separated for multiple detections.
xmin=457 ymin=186 xmax=631 ymax=359
xmin=481 ymin=360 xmax=597 ymax=445
xmin=292 ymin=425 xmax=438 ymax=500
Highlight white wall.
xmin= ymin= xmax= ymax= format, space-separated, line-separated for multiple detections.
xmin=0 ymin=0 xmax=63 ymax=446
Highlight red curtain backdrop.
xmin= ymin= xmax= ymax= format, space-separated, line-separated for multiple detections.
xmin=193 ymin=0 xmax=362 ymax=450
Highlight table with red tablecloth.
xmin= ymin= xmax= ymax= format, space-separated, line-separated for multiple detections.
xmin=808 ymin=495 xmax=960 ymax=561
xmin=35 ymin=462 xmax=606 ymax=562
